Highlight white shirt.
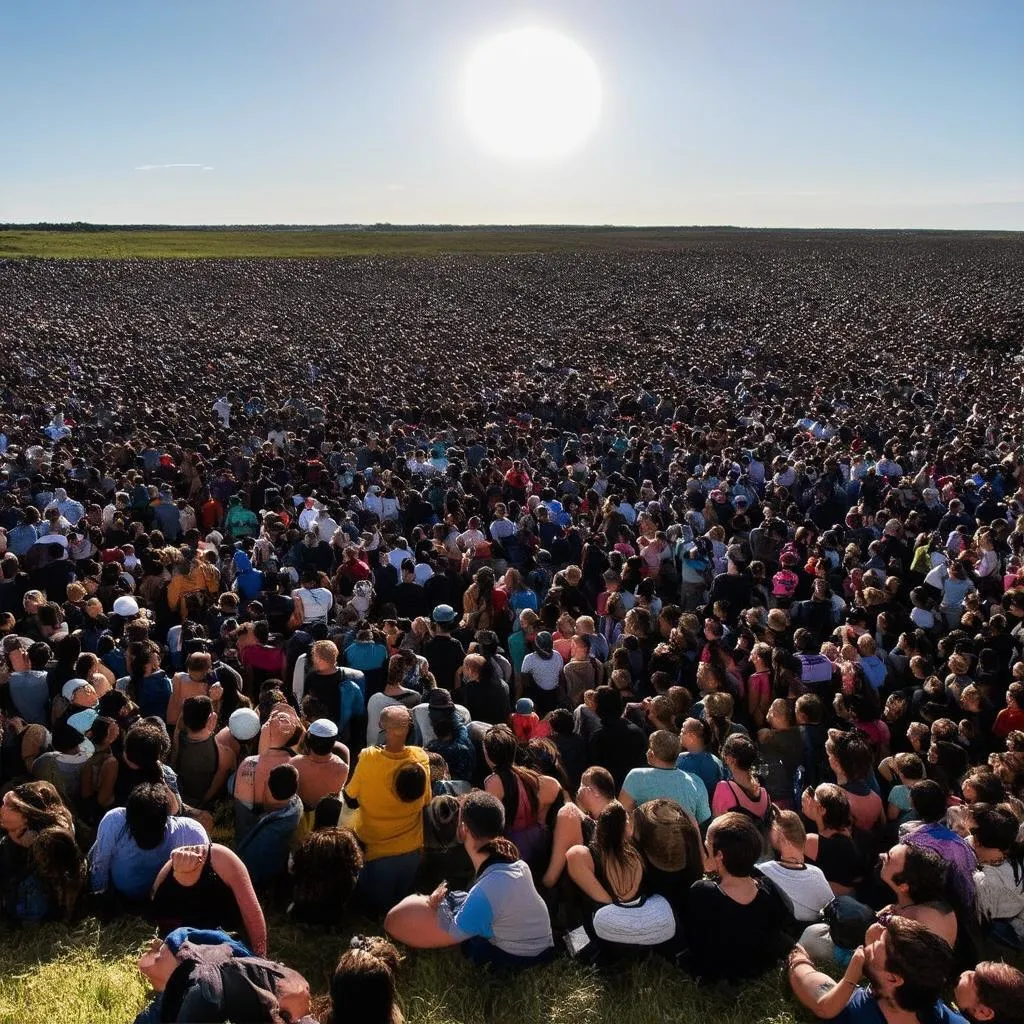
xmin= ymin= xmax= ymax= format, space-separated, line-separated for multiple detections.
xmin=758 ymin=860 xmax=835 ymax=922
xmin=293 ymin=586 xmax=333 ymax=624
xmin=521 ymin=650 xmax=565 ymax=691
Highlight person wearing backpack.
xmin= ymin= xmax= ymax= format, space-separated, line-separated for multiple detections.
xmin=711 ymin=734 xmax=773 ymax=843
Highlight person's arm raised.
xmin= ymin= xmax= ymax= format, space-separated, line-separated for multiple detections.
xmin=787 ymin=943 xmax=864 ymax=1019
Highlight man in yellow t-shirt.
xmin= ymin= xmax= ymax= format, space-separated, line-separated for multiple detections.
xmin=345 ymin=704 xmax=430 ymax=912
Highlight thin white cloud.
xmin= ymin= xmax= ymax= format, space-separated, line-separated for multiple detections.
xmin=134 ymin=163 xmax=209 ymax=171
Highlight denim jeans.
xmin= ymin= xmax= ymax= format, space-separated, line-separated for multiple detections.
xmin=355 ymin=851 xmax=421 ymax=913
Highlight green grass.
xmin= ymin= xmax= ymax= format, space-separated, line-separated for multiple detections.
xmin=0 ymin=912 xmax=806 ymax=1024
xmin=0 ymin=228 xmax=722 ymax=259
xmin=2 ymin=226 xmax=1015 ymax=259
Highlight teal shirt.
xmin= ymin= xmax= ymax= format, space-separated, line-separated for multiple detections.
xmin=621 ymin=765 xmax=711 ymax=823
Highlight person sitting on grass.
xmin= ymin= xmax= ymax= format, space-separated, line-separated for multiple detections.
xmin=788 ymin=914 xmax=963 ymax=1022
xmin=384 ymin=790 xmax=554 ymax=969
xmin=236 ymin=762 xmax=303 ymax=888
xmin=0 ymin=781 xmax=85 ymax=923
xmin=318 ymin=934 xmax=404 ymax=1024
xmin=149 ymin=842 xmax=268 ymax=956
xmin=288 ymin=824 xmax=364 ymax=927
xmin=344 ymin=704 xmax=431 ymax=913
xmin=89 ymin=781 xmax=209 ymax=908
xmin=683 ymin=811 xmax=791 ymax=982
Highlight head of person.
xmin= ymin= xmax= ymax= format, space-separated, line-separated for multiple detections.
xmin=807 ymin=782 xmax=853 ymax=831
xmin=291 ymin=826 xmax=364 ymax=923
xmin=0 ymin=781 xmax=72 ymax=840
xmin=576 ymin=765 xmax=616 ymax=816
xmin=632 ymin=797 xmax=704 ymax=882
xmin=647 ymin=729 xmax=680 ymax=768
xmin=955 ymin=962 xmax=1024 ymax=1024
xmin=721 ymin=733 xmax=758 ymax=776
xmin=909 ymin=779 xmax=948 ymax=824
xmin=180 ymin=694 xmax=214 ymax=735
xmin=379 ymin=705 xmax=411 ymax=750
xmin=327 ymin=936 xmax=404 ymax=1024
xmin=457 ymin=790 xmax=516 ymax=860
xmin=863 ymin=916 xmax=957 ymax=1014
xmin=267 ymin=763 xmax=300 ymax=803
xmin=704 ymin=811 xmax=762 ymax=879
xmin=880 ymin=842 xmax=949 ymax=905
xmin=770 ymin=809 xmax=806 ymax=858
xmin=125 ymin=783 xmax=173 ymax=850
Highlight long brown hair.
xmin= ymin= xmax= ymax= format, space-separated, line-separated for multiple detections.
xmin=483 ymin=725 xmax=540 ymax=827
xmin=594 ymin=800 xmax=644 ymax=901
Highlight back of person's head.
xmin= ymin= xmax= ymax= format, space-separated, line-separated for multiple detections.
xmin=180 ymin=694 xmax=213 ymax=734
xmin=267 ymin=763 xmax=299 ymax=802
xmin=460 ymin=790 xmax=505 ymax=842
xmin=972 ymin=961 xmax=1024 ymax=1024
xmin=545 ymin=708 xmax=574 ymax=736
xmin=894 ymin=752 xmax=926 ymax=783
xmin=593 ymin=685 xmax=622 ymax=720
xmin=969 ymin=803 xmax=1023 ymax=857
xmin=124 ymin=719 xmax=169 ymax=769
xmin=313 ymin=795 xmax=344 ymax=831
xmin=27 ymin=641 xmax=51 ymax=671
xmin=910 ymin=779 xmax=948 ymax=823
xmin=884 ymin=916 xmax=957 ymax=1014
xmin=394 ymin=762 xmax=428 ymax=804
xmin=649 ymin=729 xmax=680 ymax=764
xmin=830 ymin=730 xmax=875 ymax=782
xmin=580 ymin=766 xmax=616 ymax=801
xmin=633 ymin=797 xmax=703 ymax=878
xmin=328 ymin=936 xmax=403 ymax=1024
xmin=721 ymin=733 xmax=758 ymax=772
xmin=772 ymin=808 xmax=806 ymax=849
xmin=125 ymin=783 xmax=172 ymax=850
xmin=815 ymin=783 xmax=853 ymax=831
xmin=706 ymin=811 xmax=762 ymax=877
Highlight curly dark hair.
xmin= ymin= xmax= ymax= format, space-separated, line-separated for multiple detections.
xmin=289 ymin=827 xmax=364 ymax=925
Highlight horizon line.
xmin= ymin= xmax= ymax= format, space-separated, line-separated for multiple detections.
xmin=2 ymin=222 xmax=1022 ymax=235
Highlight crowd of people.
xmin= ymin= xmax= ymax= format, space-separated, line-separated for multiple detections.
xmin=1 ymin=237 xmax=1024 ymax=1022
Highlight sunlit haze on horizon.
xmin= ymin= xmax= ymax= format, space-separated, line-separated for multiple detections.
xmin=2 ymin=0 xmax=1022 ymax=228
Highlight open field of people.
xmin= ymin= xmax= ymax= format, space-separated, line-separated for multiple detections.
xmin=1 ymin=231 xmax=1023 ymax=1023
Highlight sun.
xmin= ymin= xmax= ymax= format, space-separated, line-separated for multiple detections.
xmin=463 ymin=28 xmax=602 ymax=161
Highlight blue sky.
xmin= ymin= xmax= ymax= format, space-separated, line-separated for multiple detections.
xmin=2 ymin=0 xmax=1022 ymax=227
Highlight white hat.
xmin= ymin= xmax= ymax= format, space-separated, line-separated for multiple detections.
xmin=308 ymin=718 xmax=339 ymax=739
xmin=61 ymin=678 xmax=91 ymax=701
xmin=228 ymin=708 xmax=261 ymax=741
xmin=112 ymin=595 xmax=140 ymax=617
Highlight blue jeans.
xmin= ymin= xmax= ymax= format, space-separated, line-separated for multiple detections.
xmin=355 ymin=851 xmax=421 ymax=913
xmin=464 ymin=936 xmax=555 ymax=970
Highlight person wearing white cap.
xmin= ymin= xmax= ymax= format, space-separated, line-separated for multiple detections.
xmin=292 ymin=718 xmax=349 ymax=812
xmin=215 ymin=707 xmax=262 ymax=782
xmin=112 ymin=595 xmax=140 ymax=618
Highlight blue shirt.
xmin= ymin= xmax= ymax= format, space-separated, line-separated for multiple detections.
xmin=7 ymin=670 xmax=50 ymax=725
xmin=859 ymin=654 xmax=887 ymax=691
xmin=676 ymin=750 xmax=727 ymax=800
xmin=833 ymin=988 xmax=966 ymax=1024
xmin=88 ymin=809 xmax=208 ymax=900
xmin=622 ymin=765 xmax=711 ymax=823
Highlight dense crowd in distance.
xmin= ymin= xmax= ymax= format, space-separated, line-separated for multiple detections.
xmin=1 ymin=233 xmax=1024 ymax=1023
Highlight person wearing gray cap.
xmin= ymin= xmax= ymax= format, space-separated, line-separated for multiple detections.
xmin=422 ymin=605 xmax=465 ymax=691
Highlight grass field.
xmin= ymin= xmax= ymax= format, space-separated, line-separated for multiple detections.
xmin=0 ymin=228 xmax=720 ymax=259
xmin=0 ymin=911 xmax=805 ymax=1024
xmin=1 ymin=226 xmax=1016 ymax=259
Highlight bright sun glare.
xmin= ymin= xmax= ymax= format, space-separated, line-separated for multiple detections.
xmin=463 ymin=28 xmax=602 ymax=161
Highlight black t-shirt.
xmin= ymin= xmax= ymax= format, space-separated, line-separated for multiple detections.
xmin=587 ymin=717 xmax=647 ymax=790
xmin=684 ymin=877 xmax=790 ymax=980
xmin=423 ymin=635 xmax=465 ymax=691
